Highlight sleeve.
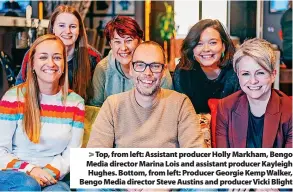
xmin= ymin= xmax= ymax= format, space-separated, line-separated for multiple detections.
xmin=87 ymin=97 xmax=115 ymax=148
xmin=178 ymin=97 xmax=204 ymax=148
xmin=0 ymin=92 xmax=36 ymax=173
xmin=285 ymin=117 xmax=292 ymax=148
xmin=215 ymin=99 xmax=229 ymax=148
xmin=161 ymin=69 xmax=174 ymax=90
xmin=87 ymin=45 xmax=103 ymax=76
xmin=89 ymin=61 xmax=107 ymax=107
xmin=15 ymin=50 xmax=29 ymax=85
xmin=43 ymin=100 xmax=85 ymax=180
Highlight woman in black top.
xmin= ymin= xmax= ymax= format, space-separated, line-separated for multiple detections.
xmin=173 ymin=19 xmax=240 ymax=113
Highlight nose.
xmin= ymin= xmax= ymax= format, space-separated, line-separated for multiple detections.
xmin=47 ymin=57 xmax=56 ymax=67
xmin=143 ymin=65 xmax=153 ymax=76
xmin=249 ymin=75 xmax=259 ymax=84
xmin=120 ymin=41 xmax=128 ymax=51
xmin=65 ymin=26 xmax=71 ymax=34
xmin=203 ymin=43 xmax=210 ymax=52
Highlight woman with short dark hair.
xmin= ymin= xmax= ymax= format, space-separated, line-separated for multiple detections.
xmin=90 ymin=16 xmax=173 ymax=107
xmin=173 ymin=19 xmax=239 ymax=113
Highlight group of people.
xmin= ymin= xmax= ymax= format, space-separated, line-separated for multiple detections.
xmin=0 ymin=4 xmax=291 ymax=191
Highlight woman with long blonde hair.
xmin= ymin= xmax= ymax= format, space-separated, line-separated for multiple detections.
xmin=0 ymin=34 xmax=85 ymax=191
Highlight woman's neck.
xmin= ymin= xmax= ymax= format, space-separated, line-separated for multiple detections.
xmin=39 ymin=82 xmax=60 ymax=95
xmin=247 ymin=90 xmax=272 ymax=117
xmin=66 ymin=44 xmax=75 ymax=60
xmin=201 ymin=64 xmax=221 ymax=80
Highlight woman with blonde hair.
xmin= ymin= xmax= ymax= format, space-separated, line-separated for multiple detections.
xmin=0 ymin=34 xmax=85 ymax=191
xmin=16 ymin=5 xmax=102 ymax=104
xmin=216 ymin=38 xmax=292 ymax=148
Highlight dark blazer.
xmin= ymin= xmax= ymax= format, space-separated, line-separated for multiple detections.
xmin=216 ymin=89 xmax=292 ymax=148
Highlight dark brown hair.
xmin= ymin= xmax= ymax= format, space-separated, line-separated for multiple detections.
xmin=178 ymin=19 xmax=235 ymax=70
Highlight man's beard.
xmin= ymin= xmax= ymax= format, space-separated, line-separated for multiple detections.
xmin=135 ymin=77 xmax=161 ymax=96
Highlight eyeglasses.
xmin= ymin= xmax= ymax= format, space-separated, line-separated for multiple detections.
xmin=132 ymin=61 xmax=165 ymax=73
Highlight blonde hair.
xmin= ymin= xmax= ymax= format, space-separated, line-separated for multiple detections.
xmin=18 ymin=34 xmax=68 ymax=143
xmin=233 ymin=38 xmax=276 ymax=74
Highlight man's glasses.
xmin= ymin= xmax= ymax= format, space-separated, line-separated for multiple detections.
xmin=132 ymin=61 xmax=165 ymax=73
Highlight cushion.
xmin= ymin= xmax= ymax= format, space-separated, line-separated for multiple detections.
xmin=198 ymin=113 xmax=211 ymax=148
xmin=82 ymin=105 xmax=100 ymax=148
xmin=208 ymin=98 xmax=220 ymax=148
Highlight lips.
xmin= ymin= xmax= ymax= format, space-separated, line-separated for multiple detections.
xmin=61 ymin=35 xmax=72 ymax=40
xmin=118 ymin=52 xmax=131 ymax=58
xmin=248 ymin=86 xmax=262 ymax=90
xmin=200 ymin=54 xmax=215 ymax=59
xmin=138 ymin=78 xmax=156 ymax=87
xmin=43 ymin=69 xmax=58 ymax=74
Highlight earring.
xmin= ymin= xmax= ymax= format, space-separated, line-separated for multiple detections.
xmin=221 ymin=52 xmax=225 ymax=58
xmin=193 ymin=55 xmax=196 ymax=61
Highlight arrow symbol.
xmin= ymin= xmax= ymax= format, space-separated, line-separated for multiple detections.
xmin=89 ymin=152 xmax=94 ymax=157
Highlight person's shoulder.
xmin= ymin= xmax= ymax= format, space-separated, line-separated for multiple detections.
xmin=219 ymin=90 xmax=244 ymax=108
xmin=67 ymin=90 xmax=85 ymax=104
xmin=95 ymin=55 xmax=110 ymax=72
xmin=1 ymin=84 xmax=25 ymax=103
xmin=87 ymin=45 xmax=102 ymax=59
xmin=174 ymin=65 xmax=194 ymax=74
xmin=103 ymin=90 xmax=131 ymax=109
xmin=108 ymin=90 xmax=130 ymax=101
xmin=273 ymin=89 xmax=292 ymax=113
xmin=161 ymin=88 xmax=190 ymax=102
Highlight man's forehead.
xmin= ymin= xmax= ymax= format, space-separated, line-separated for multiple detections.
xmin=133 ymin=44 xmax=164 ymax=60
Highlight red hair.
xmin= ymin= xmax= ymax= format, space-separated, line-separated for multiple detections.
xmin=104 ymin=16 xmax=144 ymax=42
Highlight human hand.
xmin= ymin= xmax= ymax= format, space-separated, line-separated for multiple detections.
xmin=29 ymin=167 xmax=57 ymax=186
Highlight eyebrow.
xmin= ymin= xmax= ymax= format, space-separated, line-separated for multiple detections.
xmin=113 ymin=36 xmax=133 ymax=40
xmin=37 ymin=52 xmax=62 ymax=55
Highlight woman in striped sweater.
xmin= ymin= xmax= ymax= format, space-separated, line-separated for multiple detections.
xmin=0 ymin=34 xmax=85 ymax=191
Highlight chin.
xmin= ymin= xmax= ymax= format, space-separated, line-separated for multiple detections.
xmin=136 ymin=86 xmax=158 ymax=96
xmin=199 ymin=61 xmax=218 ymax=67
xmin=118 ymin=58 xmax=131 ymax=65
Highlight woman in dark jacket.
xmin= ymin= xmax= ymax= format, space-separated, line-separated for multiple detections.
xmin=173 ymin=19 xmax=239 ymax=114
xmin=216 ymin=38 xmax=292 ymax=149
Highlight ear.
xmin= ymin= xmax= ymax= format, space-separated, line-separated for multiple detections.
xmin=162 ymin=64 xmax=167 ymax=78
